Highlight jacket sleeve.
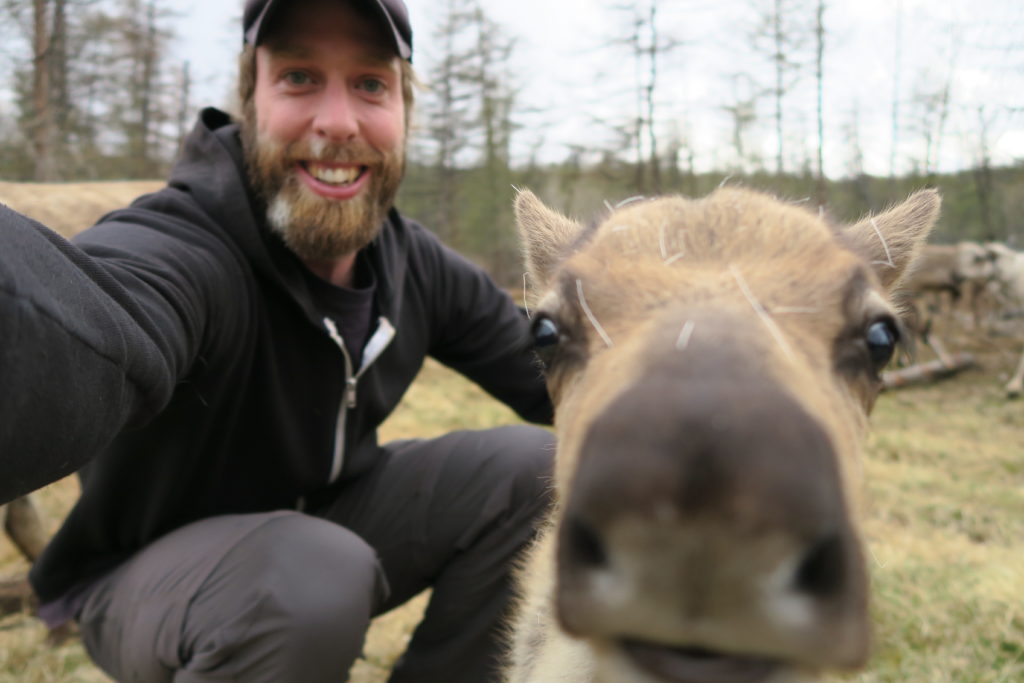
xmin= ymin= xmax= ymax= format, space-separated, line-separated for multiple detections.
xmin=0 ymin=202 xmax=233 ymax=503
xmin=412 ymin=224 xmax=553 ymax=425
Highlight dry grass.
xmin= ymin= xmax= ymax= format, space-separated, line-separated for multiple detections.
xmin=0 ymin=181 xmax=163 ymax=238
xmin=1 ymin=325 xmax=1022 ymax=681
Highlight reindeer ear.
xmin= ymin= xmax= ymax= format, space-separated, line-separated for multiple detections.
xmin=514 ymin=189 xmax=584 ymax=286
xmin=844 ymin=189 xmax=941 ymax=291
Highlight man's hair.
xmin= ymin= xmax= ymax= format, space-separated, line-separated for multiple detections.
xmin=235 ymin=44 xmax=417 ymax=132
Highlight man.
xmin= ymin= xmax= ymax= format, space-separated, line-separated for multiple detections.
xmin=0 ymin=0 xmax=554 ymax=680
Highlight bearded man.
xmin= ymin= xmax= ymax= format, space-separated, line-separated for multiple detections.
xmin=0 ymin=1 xmax=554 ymax=681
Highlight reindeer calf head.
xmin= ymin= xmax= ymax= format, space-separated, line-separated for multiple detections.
xmin=515 ymin=187 xmax=938 ymax=683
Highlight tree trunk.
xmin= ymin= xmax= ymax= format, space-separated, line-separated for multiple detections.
xmin=773 ymin=0 xmax=784 ymax=175
xmin=31 ymin=0 xmax=57 ymax=181
xmin=882 ymin=353 xmax=976 ymax=390
xmin=814 ymin=0 xmax=827 ymax=207
xmin=645 ymin=2 xmax=661 ymax=194
xmin=889 ymin=0 xmax=903 ymax=178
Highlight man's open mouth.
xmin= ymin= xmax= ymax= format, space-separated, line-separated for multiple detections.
xmin=621 ymin=639 xmax=782 ymax=683
xmin=302 ymin=162 xmax=366 ymax=187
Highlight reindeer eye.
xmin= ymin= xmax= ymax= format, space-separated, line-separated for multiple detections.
xmin=532 ymin=317 xmax=561 ymax=349
xmin=865 ymin=319 xmax=899 ymax=369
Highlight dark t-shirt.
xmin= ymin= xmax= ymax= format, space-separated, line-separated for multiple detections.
xmin=303 ymin=252 xmax=377 ymax=368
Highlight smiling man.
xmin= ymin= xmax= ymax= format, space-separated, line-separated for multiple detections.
xmin=0 ymin=1 xmax=553 ymax=681
xmin=244 ymin=0 xmax=409 ymax=285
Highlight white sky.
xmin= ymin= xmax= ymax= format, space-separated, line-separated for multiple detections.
xmin=162 ymin=0 xmax=1024 ymax=177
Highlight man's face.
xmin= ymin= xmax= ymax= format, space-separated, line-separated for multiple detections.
xmin=244 ymin=0 xmax=406 ymax=264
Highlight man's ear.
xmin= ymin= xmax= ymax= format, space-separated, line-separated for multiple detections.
xmin=843 ymin=189 xmax=941 ymax=291
xmin=514 ymin=189 xmax=584 ymax=287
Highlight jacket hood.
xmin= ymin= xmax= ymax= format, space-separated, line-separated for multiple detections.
xmin=169 ymin=108 xmax=270 ymax=271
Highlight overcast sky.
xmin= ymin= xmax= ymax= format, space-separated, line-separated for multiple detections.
xmin=163 ymin=0 xmax=1024 ymax=177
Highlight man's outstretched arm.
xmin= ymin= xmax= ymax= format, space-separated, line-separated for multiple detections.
xmin=0 ymin=204 xmax=185 ymax=503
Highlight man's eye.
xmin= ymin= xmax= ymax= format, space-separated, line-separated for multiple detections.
xmin=358 ymin=78 xmax=386 ymax=94
xmin=283 ymin=71 xmax=312 ymax=86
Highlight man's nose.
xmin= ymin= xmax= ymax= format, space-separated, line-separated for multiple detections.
xmin=313 ymin=86 xmax=359 ymax=142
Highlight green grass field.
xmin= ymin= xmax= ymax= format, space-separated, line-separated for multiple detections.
xmin=2 ymin=342 xmax=1022 ymax=682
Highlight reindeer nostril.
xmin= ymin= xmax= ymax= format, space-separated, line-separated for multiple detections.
xmin=794 ymin=534 xmax=846 ymax=597
xmin=564 ymin=517 xmax=608 ymax=569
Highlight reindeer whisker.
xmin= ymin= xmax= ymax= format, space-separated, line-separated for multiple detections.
xmin=867 ymin=545 xmax=887 ymax=569
xmin=730 ymin=265 xmax=795 ymax=361
xmin=675 ymin=320 xmax=696 ymax=351
xmin=664 ymin=252 xmax=685 ymax=266
xmin=523 ymin=273 xmax=532 ymax=319
xmin=576 ymin=279 xmax=613 ymax=348
xmin=774 ymin=306 xmax=819 ymax=314
xmin=659 ymin=221 xmax=669 ymax=260
xmin=616 ymin=195 xmax=646 ymax=208
xmin=868 ymin=217 xmax=896 ymax=268
xmin=603 ymin=199 xmax=615 ymax=213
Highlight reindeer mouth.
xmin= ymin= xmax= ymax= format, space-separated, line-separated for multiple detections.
xmin=621 ymin=639 xmax=782 ymax=683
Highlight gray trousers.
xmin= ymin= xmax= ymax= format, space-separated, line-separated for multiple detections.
xmin=76 ymin=425 xmax=555 ymax=683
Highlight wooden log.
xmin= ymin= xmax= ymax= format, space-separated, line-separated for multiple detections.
xmin=0 ymin=575 xmax=35 ymax=617
xmin=882 ymin=352 xmax=977 ymax=390
xmin=3 ymin=495 xmax=49 ymax=562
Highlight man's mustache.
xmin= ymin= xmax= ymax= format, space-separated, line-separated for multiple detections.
xmin=280 ymin=138 xmax=384 ymax=166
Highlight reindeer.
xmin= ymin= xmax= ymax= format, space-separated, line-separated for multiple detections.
xmin=896 ymin=241 xmax=995 ymax=364
xmin=506 ymin=187 xmax=939 ymax=683
xmin=984 ymin=242 xmax=1024 ymax=397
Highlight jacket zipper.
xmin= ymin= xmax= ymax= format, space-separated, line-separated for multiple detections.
xmin=322 ymin=316 xmax=396 ymax=484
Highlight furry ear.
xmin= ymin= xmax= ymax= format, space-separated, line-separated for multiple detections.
xmin=844 ymin=189 xmax=941 ymax=291
xmin=514 ymin=189 xmax=584 ymax=286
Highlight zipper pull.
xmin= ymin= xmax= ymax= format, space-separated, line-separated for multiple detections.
xmin=345 ymin=376 xmax=358 ymax=409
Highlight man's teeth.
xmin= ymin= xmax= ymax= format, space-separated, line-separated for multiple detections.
xmin=307 ymin=163 xmax=361 ymax=185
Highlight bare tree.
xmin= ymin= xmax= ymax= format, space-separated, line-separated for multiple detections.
xmin=174 ymin=60 xmax=191 ymax=153
xmin=908 ymin=73 xmax=953 ymax=180
xmin=970 ymin=105 xmax=1001 ymax=241
xmin=720 ymin=72 xmax=760 ymax=172
xmin=2 ymin=0 xmax=179 ymax=180
xmin=813 ymin=0 xmax=826 ymax=205
xmin=30 ymin=0 xmax=57 ymax=180
xmin=841 ymin=102 xmax=872 ymax=207
xmin=117 ymin=0 xmax=175 ymax=177
xmin=605 ymin=0 xmax=684 ymax=194
xmin=417 ymin=0 xmax=477 ymax=244
xmin=461 ymin=2 xmax=520 ymax=279
xmin=888 ymin=0 xmax=903 ymax=178
xmin=747 ymin=0 xmax=811 ymax=175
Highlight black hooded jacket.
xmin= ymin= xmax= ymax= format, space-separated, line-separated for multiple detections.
xmin=0 ymin=108 xmax=550 ymax=603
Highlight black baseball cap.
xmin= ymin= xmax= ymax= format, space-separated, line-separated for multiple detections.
xmin=243 ymin=0 xmax=413 ymax=61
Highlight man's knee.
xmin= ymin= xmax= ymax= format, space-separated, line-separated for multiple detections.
xmin=181 ymin=514 xmax=387 ymax=679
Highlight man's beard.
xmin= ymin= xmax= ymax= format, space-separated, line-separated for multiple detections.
xmin=241 ymin=115 xmax=405 ymax=263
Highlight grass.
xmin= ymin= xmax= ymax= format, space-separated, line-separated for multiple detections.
xmin=0 ymin=181 xmax=163 ymax=239
xmin=1 ymin=340 xmax=1022 ymax=681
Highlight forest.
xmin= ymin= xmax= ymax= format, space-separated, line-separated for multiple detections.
xmin=0 ymin=0 xmax=1021 ymax=286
